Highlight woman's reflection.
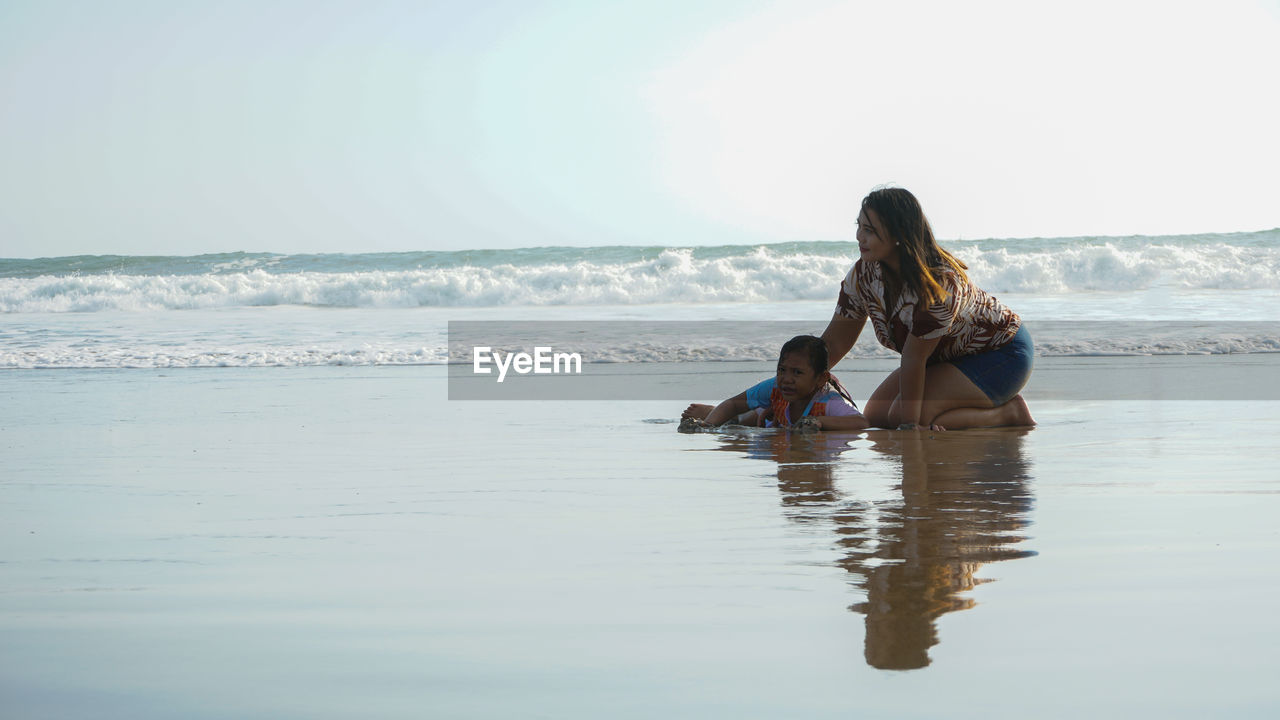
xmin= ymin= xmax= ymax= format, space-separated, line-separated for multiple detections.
xmin=711 ymin=427 xmax=1034 ymax=670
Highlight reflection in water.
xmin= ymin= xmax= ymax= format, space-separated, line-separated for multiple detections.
xmin=709 ymin=427 xmax=1035 ymax=670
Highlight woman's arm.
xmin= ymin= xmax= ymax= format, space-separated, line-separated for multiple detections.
xmin=703 ymin=391 xmax=751 ymax=426
xmin=897 ymin=334 xmax=941 ymax=427
xmin=820 ymin=313 xmax=866 ymax=367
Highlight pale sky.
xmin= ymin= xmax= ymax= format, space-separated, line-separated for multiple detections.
xmin=1 ymin=0 xmax=1277 ymax=258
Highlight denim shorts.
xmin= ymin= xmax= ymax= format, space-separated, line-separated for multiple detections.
xmin=949 ymin=325 xmax=1034 ymax=406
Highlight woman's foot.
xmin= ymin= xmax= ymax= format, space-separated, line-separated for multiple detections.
xmin=1003 ymin=395 xmax=1036 ymax=426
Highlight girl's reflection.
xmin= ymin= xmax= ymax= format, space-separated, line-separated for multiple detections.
xmin=710 ymin=427 xmax=1034 ymax=670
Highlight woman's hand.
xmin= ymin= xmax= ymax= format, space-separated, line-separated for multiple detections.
xmin=897 ymin=334 xmax=942 ymax=431
xmin=897 ymin=422 xmax=946 ymax=432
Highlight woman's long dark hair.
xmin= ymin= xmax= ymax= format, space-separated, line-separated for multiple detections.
xmin=862 ymin=187 xmax=968 ymax=307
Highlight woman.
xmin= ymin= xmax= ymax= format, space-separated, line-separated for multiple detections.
xmin=821 ymin=187 xmax=1034 ymax=430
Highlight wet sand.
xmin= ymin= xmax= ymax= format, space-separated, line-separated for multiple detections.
xmin=2 ymin=359 xmax=1279 ymax=718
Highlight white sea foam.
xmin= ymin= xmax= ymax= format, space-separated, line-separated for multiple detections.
xmin=3 ymin=235 xmax=1278 ymax=312
xmin=956 ymin=242 xmax=1280 ymax=292
xmin=0 ymin=250 xmax=847 ymax=312
xmin=5 ymin=320 xmax=1279 ymax=369
xmin=0 ymin=346 xmax=446 ymax=369
xmin=3 ymin=234 xmax=1278 ymax=369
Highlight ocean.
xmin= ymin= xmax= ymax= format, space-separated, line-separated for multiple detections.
xmin=6 ymin=229 xmax=1280 ymax=718
xmin=3 ymin=229 xmax=1279 ymax=370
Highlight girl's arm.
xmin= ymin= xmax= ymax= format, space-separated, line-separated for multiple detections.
xmin=820 ymin=313 xmax=866 ymax=367
xmin=704 ymin=391 xmax=751 ymax=426
xmin=897 ymin=334 xmax=941 ymax=427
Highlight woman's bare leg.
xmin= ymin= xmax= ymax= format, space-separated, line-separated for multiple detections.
xmin=873 ymin=363 xmax=1035 ymax=430
xmin=863 ymin=370 xmax=902 ymax=429
xmin=931 ymin=394 xmax=1035 ymax=429
xmin=917 ymin=364 xmax=1032 ymax=429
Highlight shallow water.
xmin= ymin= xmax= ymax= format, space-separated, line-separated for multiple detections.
xmin=2 ymin=366 xmax=1278 ymax=717
xmin=8 ymin=299 xmax=1280 ymax=369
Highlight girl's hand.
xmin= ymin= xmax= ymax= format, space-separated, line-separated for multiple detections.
xmin=897 ymin=422 xmax=946 ymax=432
xmin=678 ymin=417 xmax=712 ymax=433
xmin=794 ymin=416 xmax=823 ymax=433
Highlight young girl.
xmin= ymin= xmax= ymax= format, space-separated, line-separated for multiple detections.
xmin=680 ymin=335 xmax=868 ymax=432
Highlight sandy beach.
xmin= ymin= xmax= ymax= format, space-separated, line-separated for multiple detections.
xmin=3 ymin=357 xmax=1279 ymax=718
xmin=4 ymin=1 xmax=1277 ymax=715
